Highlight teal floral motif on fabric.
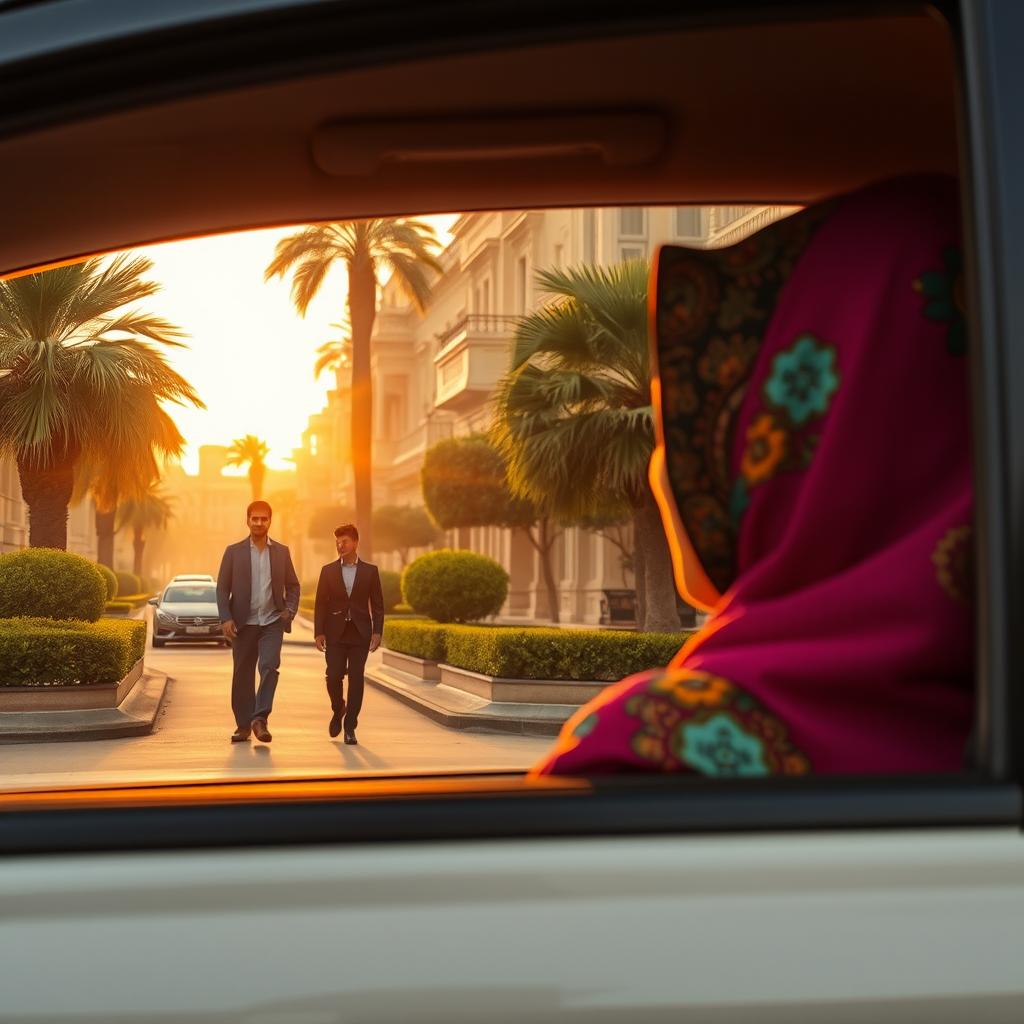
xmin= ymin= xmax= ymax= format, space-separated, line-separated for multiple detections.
xmin=622 ymin=669 xmax=811 ymax=774
xmin=914 ymin=247 xmax=966 ymax=357
xmin=677 ymin=712 xmax=770 ymax=776
xmin=764 ymin=334 xmax=840 ymax=425
xmin=573 ymin=713 xmax=599 ymax=738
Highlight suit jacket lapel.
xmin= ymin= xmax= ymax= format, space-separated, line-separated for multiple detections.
xmin=238 ymin=539 xmax=252 ymax=609
xmin=269 ymin=543 xmax=282 ymax=606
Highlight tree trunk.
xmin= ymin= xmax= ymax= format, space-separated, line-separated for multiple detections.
xmin=633 ymin=491 xmax=681 ymax=633
xmin=524 ymin=519 xmax=560 ymax=624
xmin=95 ymin=507 xmax=117 ymax=569
xmin=133 ymin=526 xmax=146 ymax=578
xmin=16 ymin=450 xmax=76 ymax=549
xmin=250 ymin=463 xmax=265 ymax=501
xmin=349 ymin=258 xmax=377 ymax=558
xmin=633 ymin=532 xmax=647 ymax=628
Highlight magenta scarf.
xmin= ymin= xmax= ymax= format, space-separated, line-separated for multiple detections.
xmin=532 ymin=176 xmax=973 ymax=776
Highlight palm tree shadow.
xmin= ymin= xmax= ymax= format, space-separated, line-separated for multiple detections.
xmin=334 ymin=742 xmax=387 ymax=769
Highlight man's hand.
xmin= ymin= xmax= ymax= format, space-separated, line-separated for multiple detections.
xmin=315 ymin=634 xmax=327 ymax=653
xmin=369 ymin=632 xmax=381 ymax=653
xmin=222 ymin=620 xmax=237 ymax=641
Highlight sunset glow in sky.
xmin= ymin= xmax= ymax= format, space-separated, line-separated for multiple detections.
xmin=140 ymin=216 xmax=457 ymax=474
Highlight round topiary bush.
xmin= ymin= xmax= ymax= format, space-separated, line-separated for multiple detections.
xmin=401 ymin=549 xmax=509 ymax=624
xmin=0 ymin=548 xmax=107 ymax=622
xmin=96 ymin=563 xmax=118 ymax=600
xmin=380 ymin=569 xmax=402 ymax=613
xmin=115 ymin=570 xmax=142 ymax=596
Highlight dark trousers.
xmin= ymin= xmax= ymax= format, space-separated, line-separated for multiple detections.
xmin=231 ymin=619 xmax=284 ymax=729
xmin=325 ymin=620 xmax=369 ymax=730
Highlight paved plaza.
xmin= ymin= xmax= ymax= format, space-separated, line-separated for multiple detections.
xmin=0 ymin=615 xmax=552 ymax=791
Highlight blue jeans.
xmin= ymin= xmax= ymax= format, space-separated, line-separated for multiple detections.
xmin=231 ymin=619 xmax=284 ymax=729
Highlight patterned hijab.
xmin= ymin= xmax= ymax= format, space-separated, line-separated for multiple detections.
xmin=532 ymin=176 xmax=973 ymax=776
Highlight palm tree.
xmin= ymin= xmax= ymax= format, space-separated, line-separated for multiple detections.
xmin=492 ymin=261 xmax=682 ymax=633
xmin=265 ymin=219 xmax=443 ymax=557
xmin=226 ymin=434 xmax=270 ymax=501
xmin=117 ymin=479 xmax=174 ymax=578
xmin=0 ymin=255 xmax=202 ymax=549
xmin=313 ymin=319 xmax=353 ymax=380
xmin=74 ymin=456 xmax=156 ymax=569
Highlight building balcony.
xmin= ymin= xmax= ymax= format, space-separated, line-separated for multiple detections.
xmin=376 ymin=418 xmax=454 ymax=470
xmin=433 ymin=314 xmax=519 ymax=411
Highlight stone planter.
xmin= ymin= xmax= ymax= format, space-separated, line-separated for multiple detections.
xmin=383 ymin=649 xmax=441 ymax=682
xmin=0 ymin=658 xmax=145 ymax=712
xmin=438 ymin=663 xmax=607 ymax=705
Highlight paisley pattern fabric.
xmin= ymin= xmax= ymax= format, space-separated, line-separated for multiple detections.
xmin=532 ymin=176 xmax=974 ymax=778
xmin=654 ymin=205 xmax=832 ymax=592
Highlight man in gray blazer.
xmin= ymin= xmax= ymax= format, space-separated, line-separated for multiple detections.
xmin=216 ymin=500 xmax=300 ymax=744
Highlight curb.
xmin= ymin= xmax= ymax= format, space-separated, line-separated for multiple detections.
xmin=366 ymin=668 xmax=567 ymax=736
xmin=0 ymin=671 xmax=171 ymax=744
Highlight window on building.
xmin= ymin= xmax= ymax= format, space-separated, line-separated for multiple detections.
xmin=618 ymin=207 xmax=646 ymax=237
xmin=482 ymin=279 xmax=490 ymax=316
xmin=517 ymin=255 xmax=528 ymax=313
xmin=554 ymin=243 xmax=564 ymax=268
xmin=675 ymin=207 xmax=704 ymax=238
xmin=619 ymin=244 xmax=646 ymax=262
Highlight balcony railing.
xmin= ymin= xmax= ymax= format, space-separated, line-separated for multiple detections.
xmin=434 ymin=314 xmax=520 ymax=351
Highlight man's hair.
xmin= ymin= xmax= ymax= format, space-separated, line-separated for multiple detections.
xmin=247 ymin=500 xmax=273 ymax=519
xmin=334 ymin=523 xmax=359 ymax=541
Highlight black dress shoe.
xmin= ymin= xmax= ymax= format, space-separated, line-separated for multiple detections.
xmin=231 ymin=728 xmax=251 ymax=743
xmin=343 ymin=729 xmax=358 ymax=745
xmin=252 ymin=718 xmax=272 ymax=743
xmin=329 ymin=711 xmax=342 ymax=738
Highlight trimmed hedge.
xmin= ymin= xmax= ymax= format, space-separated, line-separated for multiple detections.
xmin=96 ymin=563 xmax=119 ymax=600
xmin=0 ymin=616 xmax=146 ymax=686
xmin=114 ymin=571 xmax=142 ymax=597
xmin=383 ymin=620 xmax=692 ymax=680
xmin=382 ymin=620 xmax=449 ymax=662
xmin=104 ymin=601 xmax=133 ymax=616
xmin=0 ymin=549 xmax=106 ymax=622
xmin=117 ymin=592 xmax=152 ymax=609
xmin=401 ymin=549 xmax=508 ymax=623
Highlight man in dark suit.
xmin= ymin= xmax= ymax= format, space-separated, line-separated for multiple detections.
xmin=216 ymin=500 xmax=300 ymax=744
xmin=313 ymin=522 xmax=384 ymax=744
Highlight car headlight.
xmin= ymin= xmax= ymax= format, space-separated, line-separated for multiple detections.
xmin=155 ymin=610 xmax=175 ymax=624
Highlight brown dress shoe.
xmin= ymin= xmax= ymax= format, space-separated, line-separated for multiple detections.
xmin=252 ymin=718 xmax=272 ymax=743
xmin=231 ymin=727 xmax=251 ymax=743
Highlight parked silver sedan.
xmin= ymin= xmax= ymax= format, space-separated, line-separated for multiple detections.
xmin=148 ymin=581 xmax=226 ymax=648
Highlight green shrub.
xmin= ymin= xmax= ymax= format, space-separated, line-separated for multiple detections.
xmin=394 ymin=602 xmax=413 ymax=614
xmin=0 ymin=549 xmax=106 ymax=622
xmin=104 ymin=601 xmax=133 ymax=616
xmin=382 ymin=619 xmax=691 ymax=679
xmin=96 ymin=563 xmax=119 ymax=600
xmin=401 ymin=549 xmax=508 ymax=623
xmin=382 ymin=619 xmax=450 ymax=662
xmin=114 ymin=570 xmax=142 ymax=597
xmin=0 ymin=616 xmax=146 ymax=686
xmin=380 ymin=569 xmax=402 ymax=613
xmin=117 ymin=592 xmax=152 ymax=609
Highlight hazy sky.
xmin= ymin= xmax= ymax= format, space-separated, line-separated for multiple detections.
xmin=140 ymin=216 xmax=457 ymax=474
